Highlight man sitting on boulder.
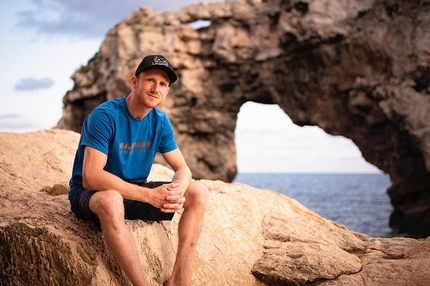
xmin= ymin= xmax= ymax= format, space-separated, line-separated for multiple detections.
xmin=68 ymin=54 xmax=209 ymax=286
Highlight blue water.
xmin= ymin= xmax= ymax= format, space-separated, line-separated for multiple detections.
xmin=233 ymin=173 xmax=394 ymax=238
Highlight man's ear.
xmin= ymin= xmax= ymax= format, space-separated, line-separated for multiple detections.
xmin=131 ymin=75 xmax=138 ymax=88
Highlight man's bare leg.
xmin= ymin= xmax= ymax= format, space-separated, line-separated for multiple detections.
xmin=165 ymin=182 xmax=209 ymax=286
xmin=90 ymin=190 xmax=149 ymax=286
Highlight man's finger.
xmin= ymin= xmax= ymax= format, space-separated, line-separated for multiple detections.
xmin=162 ymin=200 xmax=185 ymax=211
xmin=165 ymin=194 xmax=185 ymax=202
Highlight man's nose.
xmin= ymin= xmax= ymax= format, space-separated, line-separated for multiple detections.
xmin=150 ymin=82 xmax=160 ymax=92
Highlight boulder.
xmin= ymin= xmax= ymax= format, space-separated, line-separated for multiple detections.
xmin=1 ymin=129 xmax=429 ymax=285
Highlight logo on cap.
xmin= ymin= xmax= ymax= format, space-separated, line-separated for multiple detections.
xmin=152 ymin=56 xmax=169 ymax=67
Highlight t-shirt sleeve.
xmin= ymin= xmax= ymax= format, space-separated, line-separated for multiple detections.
xmin=80 ymin=108 xmax=114 ymax=155
xmin=157 ymin=116 xmax=178 ymax=154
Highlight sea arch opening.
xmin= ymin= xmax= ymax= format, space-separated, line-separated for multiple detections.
xmin=234 ymin=101 xmax=382 ymax=174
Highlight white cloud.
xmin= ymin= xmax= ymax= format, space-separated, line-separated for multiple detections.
xmin=15 ymin=0 xmax=143 ymax=39
xmin=15 ymin=77 xmax=55 ymax=91
xmin=0 ymin=114 xmax=38 ymax=133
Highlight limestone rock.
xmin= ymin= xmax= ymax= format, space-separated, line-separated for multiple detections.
xmin=1 ymin=130 xmax=430 ymax=285
xmin=56 ymin=0 xmax=430 ymax=238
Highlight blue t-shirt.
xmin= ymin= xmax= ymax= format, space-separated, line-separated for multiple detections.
xmin=68 ymin=95 xmax=178 ymax=203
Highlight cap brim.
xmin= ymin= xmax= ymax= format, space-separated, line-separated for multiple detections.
xmin=136 ymin=66 xmax=177 ymax=84
xmin=157 ymin=66 xmax=177 ymax=84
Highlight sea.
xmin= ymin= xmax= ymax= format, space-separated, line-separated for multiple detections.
xmin=233 ymin=173 xmax=394 ymax=238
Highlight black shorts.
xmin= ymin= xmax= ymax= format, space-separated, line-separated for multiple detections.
xmin=71 ymin=181 xmax=175 ymax=230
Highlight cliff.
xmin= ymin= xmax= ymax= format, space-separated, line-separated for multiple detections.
xmin=1 ymin=129 xmax=430 ymax=285
xmin=57 ymin=0 xmax=430 ymax=237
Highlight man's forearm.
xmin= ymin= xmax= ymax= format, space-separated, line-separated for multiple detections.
xmin=83 ymin=169 xmax=151 ymax=203
xmin=172 ymin=166 xmax=192 ymax=194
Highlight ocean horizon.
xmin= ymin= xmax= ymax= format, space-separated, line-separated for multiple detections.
xmin=233 ymin=172 xmax=393 ymax=238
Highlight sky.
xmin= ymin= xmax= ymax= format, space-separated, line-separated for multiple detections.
xmin=0 ymin=0 xmax=382 ymax=174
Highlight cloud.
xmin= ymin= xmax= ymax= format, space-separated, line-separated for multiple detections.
xmin=15 ymin=0 xmax=221 ymax=40
xmin=14 ymin=77 xmax=54 ymax=91
xmin=0 ymin=114 xmax=38 ymax=132
xmin=15 ymin=0 xmax=134 ymax=39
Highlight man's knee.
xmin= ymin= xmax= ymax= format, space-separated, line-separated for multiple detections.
xmin=186 ymin=181 xmax=209 ymax=207
xmin=90 ymin=190 xmax=124 ymax=218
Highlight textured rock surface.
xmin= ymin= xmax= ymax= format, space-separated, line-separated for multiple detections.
xmin=57 ymin=0 xmax=430 ymax=236
xmin=1 ymin=129 xmax=430 ymax=285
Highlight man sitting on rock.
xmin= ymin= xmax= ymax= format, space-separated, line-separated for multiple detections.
xmin=68 ymin=54 xmax=209 ymax=286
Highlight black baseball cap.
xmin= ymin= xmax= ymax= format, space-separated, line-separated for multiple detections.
xmin=135 ymin=55 xmax=177 ymax=84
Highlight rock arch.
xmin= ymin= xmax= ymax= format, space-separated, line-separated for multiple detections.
xmin=57 ymin=0 xmax=430 ymax=237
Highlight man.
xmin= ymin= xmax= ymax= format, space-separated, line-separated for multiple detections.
xmin=68 ymin=55 xmax=209 ymax=286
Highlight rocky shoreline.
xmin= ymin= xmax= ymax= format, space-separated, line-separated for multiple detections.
xmin=1 ymin=129 xmax=429 ymax=285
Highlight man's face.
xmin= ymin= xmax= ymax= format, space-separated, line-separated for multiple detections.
xmin=133 ymin=68 xmax=170 ymax=109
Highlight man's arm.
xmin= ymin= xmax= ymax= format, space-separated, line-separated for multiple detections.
xmin=162 ymin=148 xmax=192 ymax=196
xmin=82 ymin=146 xmax=149 ymax=201
xmin=82 ymin=146 xmax=186 ymax=212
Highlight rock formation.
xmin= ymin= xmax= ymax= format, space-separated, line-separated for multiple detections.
xmin=1 ymin=129 xmax=430 ymax=285
xmin=57 ymin=0 xmax=430 ymax=238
